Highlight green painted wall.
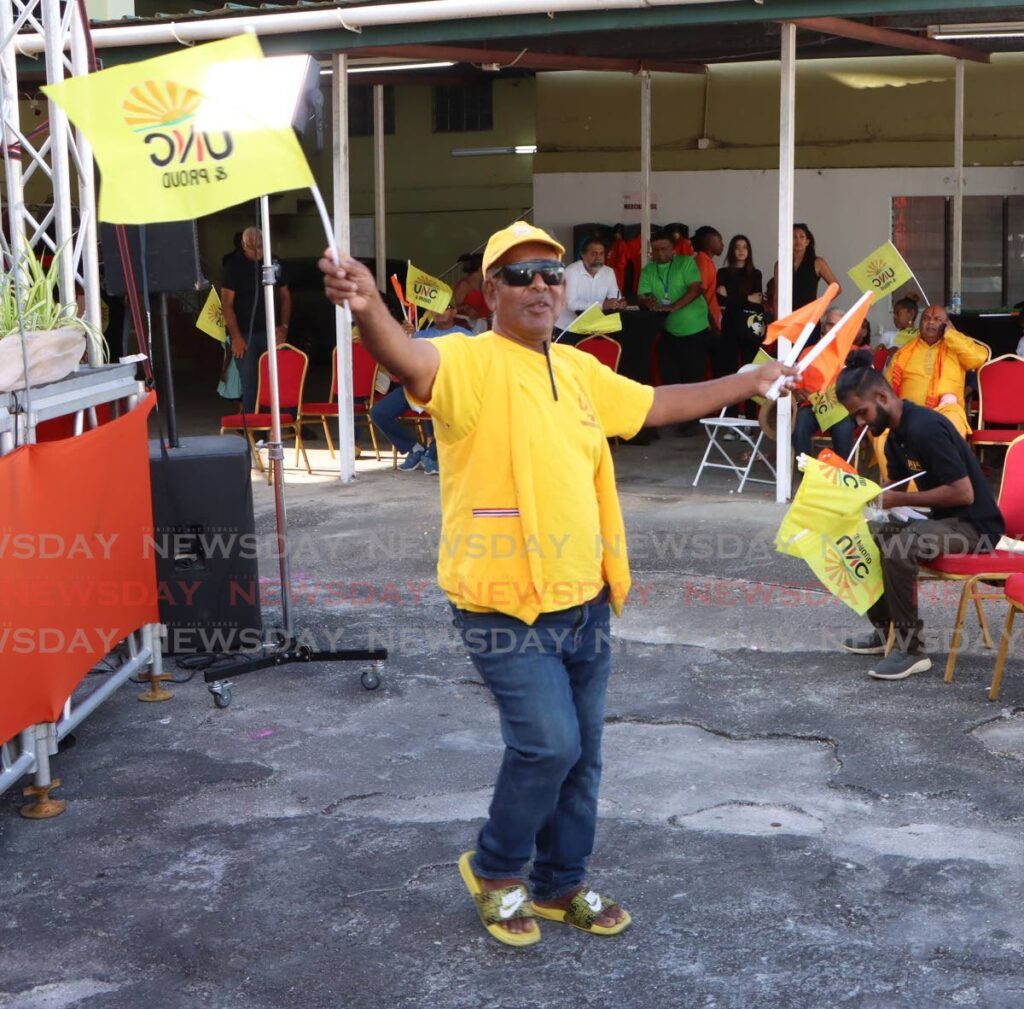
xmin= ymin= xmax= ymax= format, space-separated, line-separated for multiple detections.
xmin=534 ymin=53 xmax=1024 ymax=174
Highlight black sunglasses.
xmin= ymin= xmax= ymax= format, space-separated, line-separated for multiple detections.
xmin=495 ymin=259 xmax=566 ymax=287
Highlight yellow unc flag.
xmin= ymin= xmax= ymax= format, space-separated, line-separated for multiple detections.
xmin=775 ymin=456 xmax=880 ymax=557
xmin=750 ymin=346 xmax=775 ymax=406
xmin=809 ymin=384 xmax=850 ymax=432
xmin=196 ymin=287 xmax=226 ymax=342
xmin=793 ymin=516 xmax=884 ymax=615
xmin=568 ymin=302 xmax=623 ymax=335
xmin=405 ymin=264 xmax=453 ymax=313
xmin=775 ymin=456 xmax=884 ymax=613
xmin=848 ymin=241 xmax=914 ymax=298
xmin=42 ymin=35 xmax=314 ymax=225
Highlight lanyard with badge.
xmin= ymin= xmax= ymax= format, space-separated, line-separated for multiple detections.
xmin=656 ymin=259 xmax=674 ymax=306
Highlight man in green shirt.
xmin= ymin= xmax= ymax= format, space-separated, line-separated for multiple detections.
xmin=637 ymin=231 xmax=710 ymax=399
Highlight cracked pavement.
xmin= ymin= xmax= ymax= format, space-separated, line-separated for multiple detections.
xmin=2 ymin=433 xmax=1024 ymax=1009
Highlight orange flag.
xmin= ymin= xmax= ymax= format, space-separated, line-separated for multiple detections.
xmin=816 ymin=447 xmax=857 ymax=474
xmin=799 ymin=292 xmax=874 ymax=394
xmin=763 ymin=282 xmax=839 ymax=347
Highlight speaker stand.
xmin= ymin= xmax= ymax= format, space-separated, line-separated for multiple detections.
xmin=156 ymin=291 xmax=179 ymax=448
xmin=201 ymin=638 xmax=389 ymax=708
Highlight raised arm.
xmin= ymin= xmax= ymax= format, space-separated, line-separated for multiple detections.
xmin=944 ymin=329 xmax=990 ymax=371
xmin=645 ymin=362 xmax=797 ymax=427
xmin=318 ymin=251 xmax=440 ymax=404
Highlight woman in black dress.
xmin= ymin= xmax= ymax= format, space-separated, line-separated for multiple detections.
xmin=717 ymin=234 xmax=764 ymax=373
xmin=772 ymin=222 xmax=841 ymax=314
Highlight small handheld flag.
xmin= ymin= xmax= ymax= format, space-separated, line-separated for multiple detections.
xmin=848 ymin=241 xmax=914 ymax=299
xmin=405 ymin=264 xmax=452 ymax=314
xmin=567 ymin=302 xmax=623 ymax=335
xmin=196 ymin=287 xmax=226 ymax=342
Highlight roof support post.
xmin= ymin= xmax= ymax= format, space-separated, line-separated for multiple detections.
xmin=775 ymin=22 xmax=796 ymax=503
xmin=332 ymin=52 xmax=356 ymax=482
xmin=951 ymin=58 xmax=965 ymax=310
xmin=373 ymin=83 xmax=386 ymax=294
xmin=639 ymin=69 xmax=652 ymax=268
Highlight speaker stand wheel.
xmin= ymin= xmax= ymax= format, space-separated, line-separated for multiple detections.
xmin=209 ymin=681 xmax=233 ymax=709
xmin=361 ymin=661 xmax=383 ymax=691
xmin=137 ymin=671 xmax=174 ymax=703
xmin=21 ymin=779 xmax=66 ymax=819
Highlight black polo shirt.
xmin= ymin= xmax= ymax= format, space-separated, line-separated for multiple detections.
xmin=885 ymin=401 xmax=1004 ymax=542
xmin=222 ymin=250 xmax=287 ymax=337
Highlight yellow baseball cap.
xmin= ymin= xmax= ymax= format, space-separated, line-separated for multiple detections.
xmin=482 ymin=221 xmax=565 ymax=275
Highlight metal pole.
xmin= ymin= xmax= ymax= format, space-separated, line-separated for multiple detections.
xmin=775 ymin=22 xmax=796 ymax=504
xmin=41 ymin=0 xmax=75 ymax=307
xmin=332 ymin=53 xmax=356 ymax=483
xmin=951 ymin=59 xmax=965 ymax=311
xmin=258 ymin=195 xmax=293 ymax=638
xmin=69 ymin=4 xmax=103 ymax=355
xmin=0 ymin=4 xmax=27 ymax=269
xmin=373 ymin=83 xmax=386 ymax=293
xmin=640 ymin=70 xmax=652 ymax=267
xmin=156 ymin=292 xmax=178 ymax=447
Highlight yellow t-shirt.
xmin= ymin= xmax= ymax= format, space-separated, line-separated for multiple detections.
xmin=416 ymin=332 xmax=654 ymax=622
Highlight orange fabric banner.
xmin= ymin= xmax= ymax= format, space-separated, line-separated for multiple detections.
xmin=762 ymin=283 xmax=839 ymax=347
xmin=0 ymin=394 xmax=159 ymax=743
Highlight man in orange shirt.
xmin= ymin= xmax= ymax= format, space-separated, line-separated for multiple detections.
xmin=692 ymin=226 xmax=723 ymax=332
xmin=693 ymin=225 xmax=727 ymax=376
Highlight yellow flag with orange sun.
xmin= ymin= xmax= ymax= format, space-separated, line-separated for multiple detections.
xmin=776 ymin=456 xmax=885 ymax=615
xmin=42 ymin=34 xmax=313 ymax=225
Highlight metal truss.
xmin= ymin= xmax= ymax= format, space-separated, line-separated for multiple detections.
xmin=0 ymin=0 xmax=101 ymax=363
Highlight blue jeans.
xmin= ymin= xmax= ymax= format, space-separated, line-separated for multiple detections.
xmin=451 ymin=595 xmax=612 ymax=900
xmin=793 ymin=405 xmax=856 ymax=460
xmin=370 ymin=386 xmax=435 ymax=458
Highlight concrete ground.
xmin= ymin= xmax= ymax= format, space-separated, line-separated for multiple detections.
xmin=3 ymin=416 xmax=1024 ymax=1009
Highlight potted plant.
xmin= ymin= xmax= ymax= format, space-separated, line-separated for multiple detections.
xmin=0 ymin=245 xmax=106 ymax=393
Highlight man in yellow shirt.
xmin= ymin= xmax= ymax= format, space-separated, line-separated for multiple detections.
xmin=886 ymin=304 xmax=988 ymax=438
xmin=319 ymin=223 xmax=792 ymax=948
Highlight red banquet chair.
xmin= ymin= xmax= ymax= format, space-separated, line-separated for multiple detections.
xmin=300 ymin=346 xmax=341 ymax=458
xmin=969 ymin=354 xmax=1024 ymax=455
xmin=990 ymin=573 xmax=1024 ymax=702
xmin=872 ymin=344 xmax=890 ymax=373
xmin=575 ymin=334 xmax=623 ymax=373
xmin=302 ymin=342 xmax=384 ymax=461
xmin=916 ymin=433 xmax=1024 ymax=683
xmin=220 ymin=343 xmax=312 ymax=483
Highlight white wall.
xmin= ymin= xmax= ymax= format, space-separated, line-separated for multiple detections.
xmin=534 ymin=167 xmax=1024 ymax=330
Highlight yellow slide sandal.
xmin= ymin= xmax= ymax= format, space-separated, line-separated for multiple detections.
xmin=458 ymin=851 xmax=540 ymax=948
xmin=532 ymin=888 xmax=632 ymax=936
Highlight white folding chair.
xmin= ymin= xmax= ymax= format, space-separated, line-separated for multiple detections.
xmin=692 ymin=408 xmax=776 ymax=492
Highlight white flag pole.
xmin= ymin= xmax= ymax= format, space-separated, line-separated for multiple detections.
xmin=847 ymin=424 xmax=868 ymax=464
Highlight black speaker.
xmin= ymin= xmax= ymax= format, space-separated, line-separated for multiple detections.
xmin=148 ymin=435 xmax=262 ymax=654
xmin=101 ymin=221 xmax=205 ymax=296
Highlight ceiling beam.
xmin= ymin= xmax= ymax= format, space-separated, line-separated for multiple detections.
xmin=791 ymin=17 xmax=991 ymax=63
xmin=343 ymin=43 xmax=706 ymax=75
